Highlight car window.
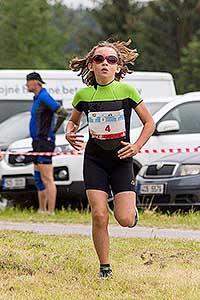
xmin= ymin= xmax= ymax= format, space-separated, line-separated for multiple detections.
xmin=158 ymin=101 xmax=200 ymax=134
xmin=62 ymin=112 xmax=87 ymax=134
xmin=130 ymin=101 xmax=168 ymax=129
xmin=0 ymin=100 xmax=33 ymax=123
xmin=0 ymin=109 xmax=85 ymax=146
xmin=0 ymin=112 xmax=30 ymax=145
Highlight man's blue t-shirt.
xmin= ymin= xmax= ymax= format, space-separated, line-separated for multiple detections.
xmin=30 ymin=88 xmax=60 ymax=141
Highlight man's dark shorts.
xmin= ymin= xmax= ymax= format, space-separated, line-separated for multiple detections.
xmin=32 ymin=139 xmax=55 ymax=165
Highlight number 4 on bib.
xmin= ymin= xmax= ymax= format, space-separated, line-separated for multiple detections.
xmin=105 ymin=124 xmax=111 ymax=132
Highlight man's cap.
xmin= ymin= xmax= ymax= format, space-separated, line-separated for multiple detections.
xmin=26 ymin=72 xmax=45 ymax=84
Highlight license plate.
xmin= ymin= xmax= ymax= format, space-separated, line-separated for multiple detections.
xmin=139 ymin=184 xmax=164 ymax=194
xmin=3 ymin=177 xmax=26 ymax=189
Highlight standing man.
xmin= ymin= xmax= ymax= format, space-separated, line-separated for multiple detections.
xmin=26 ymin=72 xmax=68 ymax=214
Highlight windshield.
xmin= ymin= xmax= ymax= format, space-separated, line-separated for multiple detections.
xmin=0 ymin=108 xmax=85 ymax=147
xmin=0 ymin=102 xmax=166 ymax=146
xmin=62 ymin=112 xmax=87 ymax=133
xmin=130 ymin=101 xmax=168 ymax=129
xmin=0 ymin=112 xmax=30 ymax=144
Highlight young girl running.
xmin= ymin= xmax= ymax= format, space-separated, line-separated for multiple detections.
xmin=65 ymin=39 xmax=155 ymax=279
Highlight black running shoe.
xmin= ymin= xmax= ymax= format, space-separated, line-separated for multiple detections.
xmin=98 ymin=268 xmax=113 ymax=279
xmin=128 ymin=207 xmax=139 ymax=228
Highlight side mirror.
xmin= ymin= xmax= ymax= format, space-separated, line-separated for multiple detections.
xmin=156 ymin=120 xmax=180 ymax=134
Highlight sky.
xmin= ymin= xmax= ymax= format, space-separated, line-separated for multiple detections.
xmin=56 ymin=0 xmax=152 ymax=9
xmin=62 ymin=0 xmax=96 ymax=9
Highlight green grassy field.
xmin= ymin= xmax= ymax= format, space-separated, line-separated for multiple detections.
xmin=0 ymin=231 xmax=200 ymax=300
xmin=1 ymin=208 xmax=200 ymax=299
xmin=1 ymin=207 xmax=200 ymax=230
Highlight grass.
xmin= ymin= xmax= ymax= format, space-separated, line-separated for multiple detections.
xmin=0 ymin=207 xmax=200 ymax=299
xmin=1 ymin=207 xmax=200 ymax=230
xmin=0 ymin=231 xmax=200 ymax=300
xmin=0 ymin=207 xmax=92 ymax=224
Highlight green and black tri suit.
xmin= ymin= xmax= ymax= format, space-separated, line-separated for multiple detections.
xmin=72 ymin=80 xmax=143 ymax=195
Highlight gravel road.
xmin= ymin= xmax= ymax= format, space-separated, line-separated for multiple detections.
xmin=0 ymin=221 xmax=200 ymax=241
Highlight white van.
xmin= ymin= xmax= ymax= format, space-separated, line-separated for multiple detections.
xmin=0 ymin=69 xmax=176 ymax=122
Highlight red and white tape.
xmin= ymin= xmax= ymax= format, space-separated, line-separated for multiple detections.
xmin=1 ymin=150 xmax=82 ymax=156
xmin=139 ymin=147 xmax=200 ymax=154
xmin=1 ymin=147 xmax=200 ymax=156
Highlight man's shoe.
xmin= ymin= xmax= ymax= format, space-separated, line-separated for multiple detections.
xmin=37 ymin=209 xmax=47 ymax=214
xmin=47 ymin=211 xmax=55 ymax=216
xmin=128 ymin=207 xmax=139 ymax=228
xmin=98 ymin=268 xmax=113 ymax=279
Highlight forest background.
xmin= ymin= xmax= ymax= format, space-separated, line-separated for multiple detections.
xmin=0 ymin=0 xmax=199 ymax=93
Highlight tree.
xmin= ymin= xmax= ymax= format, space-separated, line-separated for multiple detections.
xmin=138 ymin=0 xmax=200 ymax=75
xmin=92 ymin=0 xmax=139 ymax=38
xmin=62 ymin=8 xmax=102 ymax=67
xmin=0 ymin=0 xmax=63 ymax=69
xmin=177 ymin=30 xmax=200 ymax=93
xmin=89 ymin=0 xmax=144 ymax=69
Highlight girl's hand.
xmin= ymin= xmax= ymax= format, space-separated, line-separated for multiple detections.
xmin=118 ymin=141 xmax=140 ymax=159
xmin=65 ymin=132 xmax=84 ymax=151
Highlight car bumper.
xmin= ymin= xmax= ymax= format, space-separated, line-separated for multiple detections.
xmin=0 ymin=154 xmax=85 ymax=197
xmin=136 ymin=174 xmax=200 ymax=207
xmin=0 ymin=175 xmax=86 ymax=206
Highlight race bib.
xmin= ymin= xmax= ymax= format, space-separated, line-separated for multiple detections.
xmin=88 ymin=109 xmax=126 ymax=140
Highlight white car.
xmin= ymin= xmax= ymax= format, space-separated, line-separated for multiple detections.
xmin=0 ymin=110 xmax=88 ymax=208
xmin=1 ymin=92 xmax=200 ymax=208
xmin=131 ymin=91 xmax=200 ymax=172
xmin=0 ymin=133 xmax=88 ymax=209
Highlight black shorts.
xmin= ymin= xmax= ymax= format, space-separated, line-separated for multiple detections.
xmin=83 ymin=142 xmax=135 ymax=195
xmin=32 ymin=139 xmax=55 ymax=165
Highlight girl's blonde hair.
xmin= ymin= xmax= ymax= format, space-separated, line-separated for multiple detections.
xmin=70 ymin=39 xmax=138 ymax=86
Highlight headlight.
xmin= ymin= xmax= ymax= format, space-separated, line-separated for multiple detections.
xmin=177 ymin=164 xmax=200 ymax=176
xmin=54 ymin=144 xmax=73 ymax=153
xmin=137 ymin=165 xmax=148 ymax=177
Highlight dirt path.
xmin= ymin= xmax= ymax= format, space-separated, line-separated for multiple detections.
xmin=0 ymin=221 xmax=200 ymax=241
